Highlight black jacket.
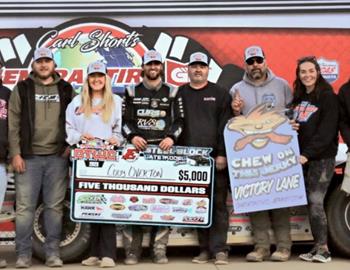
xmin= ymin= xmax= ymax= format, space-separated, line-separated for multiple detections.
xmin=16 ymin=77 xmax=73 ymax=157
xmin=295 ymin=88 xmax=338 ymax=160
xmin=0 ymin=85 xmax=11 ymax=161
xmin=178 ymin=82 xmax=232 ymax=157
xmin=339 ymin=79 xmax=350 ymax=148
xmin=122 ymin=82 xmax=184 ymax=143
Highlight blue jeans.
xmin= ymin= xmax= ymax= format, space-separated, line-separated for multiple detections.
xmin=0 ymin=163 xmax=7 ymax=210
xmin=15 ymin=155 xmax=68 ymax=258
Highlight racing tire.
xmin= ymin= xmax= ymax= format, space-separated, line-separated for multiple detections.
xmin=326 ymin=185 xmax=350 ymax=257
xmin=32 ymin=200 xmax=91 ymax=262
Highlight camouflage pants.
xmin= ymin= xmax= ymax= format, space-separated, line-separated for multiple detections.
xmin=304 ymin=158 xmax=335 ymax=246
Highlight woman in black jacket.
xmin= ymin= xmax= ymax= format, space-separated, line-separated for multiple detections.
xmin=291 ymin=56 xmax=338 ymax=263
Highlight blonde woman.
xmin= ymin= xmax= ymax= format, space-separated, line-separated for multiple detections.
xmin=66 ymin=61 xmax=123 ymax=268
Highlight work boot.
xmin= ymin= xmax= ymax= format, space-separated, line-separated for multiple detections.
xmin=124 ymin=253 xmax=138 ymax=265
xmin=270 ymin=248 xmax=291 ymax=262
xmin=192 ymin=250 xmax=210 ymax=264
xmin=246 ymin=247 xmax=270 ymax=262
xmin=45 ymin=256 xmax=63 ymax=267
xmin=214 ymin=252 xmax=228 ymax=265
xmin=153 ymin=250 xmax=168 ymax=264
xmin=0 ymin=259 xmax=6 ymax=268
xmin=15 ymin=256 xmax=32 ymax=269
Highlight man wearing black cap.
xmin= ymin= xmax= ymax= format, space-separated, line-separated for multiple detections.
xmin=122 ymin=49 xmax=184 ymax=264
xmin=8 ymin=47 xmax=73 ymax=268
xmin=178 ymin=52 xmax=232 ymax=265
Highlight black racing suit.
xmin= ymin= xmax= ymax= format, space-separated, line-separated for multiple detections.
xmin=122 ymin=81 xmax=184 ymax=259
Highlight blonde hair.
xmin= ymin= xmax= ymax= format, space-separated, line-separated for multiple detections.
xmin=80 ymin=75 xmax=114 ymax=123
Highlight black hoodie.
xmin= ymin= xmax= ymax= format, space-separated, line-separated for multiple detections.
xmin=294 ymin=88 xmax=338 ymax=160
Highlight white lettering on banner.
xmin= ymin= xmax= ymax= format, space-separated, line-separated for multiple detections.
xmin=260 ymin=156 xmax=297 ymax=176
xmin=81 ymin=30 xmax=141 ymax=52
xmin=231 ymin=154 xmax=272 ymax=169
xmin=276 ymin=174 xmax=300 ymax=192
xmin=234 ymin=179 xmax=274 ymax=200
xmin=160 ymin=186 xmax=206 ymax=194
xmin=78 ymin=182 xmax=100 ymax=189
xmin=37 ymin=29 xmax=142 ymax=52
xmin=102 ymin=183 xmax=158 ymax=192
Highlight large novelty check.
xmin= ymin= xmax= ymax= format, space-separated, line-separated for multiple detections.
xmin=70 ymin=143 xmax=214 ymax=227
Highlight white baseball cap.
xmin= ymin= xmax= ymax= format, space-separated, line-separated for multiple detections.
xmin=189 ymin=52 xmax=208 ymax=66
xmin=143 ymin=50 xmax=163 ymax=65
xmin=87 ymin=61 xmax=107 ymax=75
xmin=33 ymin=47 xmax=54 ymax=61
xmin=244 ymin=45 xmax=265 ymax=61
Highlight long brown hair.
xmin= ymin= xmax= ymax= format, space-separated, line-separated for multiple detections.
xmin=292 ymin=56 xmax=333 ymax=105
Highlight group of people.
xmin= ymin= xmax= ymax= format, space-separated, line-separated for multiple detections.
xmin=0 ymin=43 xmax=348 ymax=268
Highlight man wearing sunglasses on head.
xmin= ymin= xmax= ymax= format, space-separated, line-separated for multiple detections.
xmin=229 ymin=45 xmax=293 ymax=262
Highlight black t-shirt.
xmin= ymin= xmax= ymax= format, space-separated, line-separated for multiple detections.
xmin=178 ymin=82 xmax=232 ymax=157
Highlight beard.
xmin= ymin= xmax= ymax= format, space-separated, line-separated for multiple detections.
xmin=34 ymin=68 xmax=55 ymax=81
xmin=145 ymin=71 xmax=161 ymax=80
xmin=249 ymin=68 xmax=266 ymax=80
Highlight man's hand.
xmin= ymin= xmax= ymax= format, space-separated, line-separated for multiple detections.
xmin=159 ymin=137 xmax=174 ymax=151
xmin=299 ymin=155 xmax=308 ymax=165
xmin=215 ymin=156 xmax=227 ymax=170
xmin=131 ymin=136 xmax=147 ymax=151
xmin=289 ymin=119 xmax=300 ymax=131
xmin=12 ymin=154 xmax=26 ymax=173
xmin=231 ymin=90 xmax=244 ymax=116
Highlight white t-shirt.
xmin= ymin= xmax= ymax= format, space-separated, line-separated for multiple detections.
xmin=65 ymin=94 xmax=123 ymax=146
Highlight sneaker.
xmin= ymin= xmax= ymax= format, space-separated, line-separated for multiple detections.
xmin=313 ymin=249 xmax=331 ymax=263
xmin=214 ymin=252 xmax=228 ymax=265
xmin=0 ymin=259 xmax=6 ymax=268
xmin=100 ymin=257 xmax=115 ymax=268
xmin=246 ymin=247 xmax=270 ymax=262
xmin=299 ymin=247 xmax=317 ymax=262
xmin=15 ymin=256 xmax=32 ymax=269
xmin=124 ymin=253 xmax=138 ymax=265
xmin=153 ymin=252 xmax=168 ymax=264
xmin=270 ymin=248 xmax=291 ymax=262
xmin=82 ymin=256 xmax=100 ymax=266
xmin=192 ymin=251 xmax=210 ymax=264
xmin=45 ymin=256 xmax=63 ymax=267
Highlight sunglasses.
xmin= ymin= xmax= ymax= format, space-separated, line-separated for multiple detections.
xmin=246 ymin=57 xmax=264 ymax=65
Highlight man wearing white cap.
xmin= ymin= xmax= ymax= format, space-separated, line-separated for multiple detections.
xmin=8 ymin=47 xmax=73 ymax=268
xmin=230 ymin=45 xmax=293 ymax=262
xmin=122 ymin=49 xmax=184 ymax=265
xmin=178 ymin=52 xmax=232 ymax=265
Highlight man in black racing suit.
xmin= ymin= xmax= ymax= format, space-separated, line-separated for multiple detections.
xmin=122 ymin=49 xmax=184 ymax=265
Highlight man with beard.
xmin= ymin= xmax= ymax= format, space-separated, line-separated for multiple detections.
xmin=230 ymin=45 xmax=293 ymax=262
xmin=122 ymin=49 xmax=184 ymax=264
xmin=178 ymin=52 xmax=232 ymax=265
xmin=8 ymin=48 xmax=73 ymax=268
